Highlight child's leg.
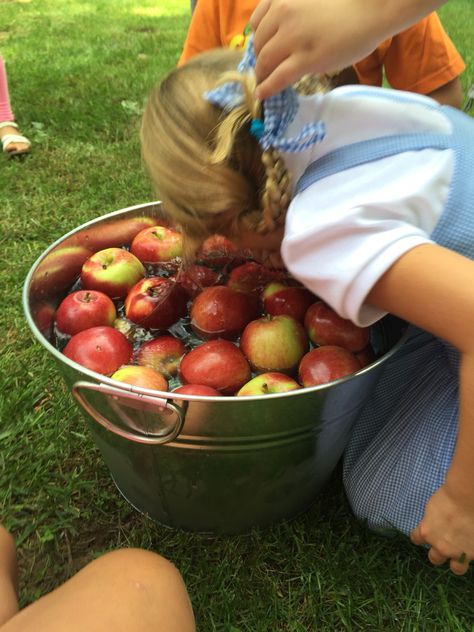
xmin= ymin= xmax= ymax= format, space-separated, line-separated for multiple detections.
xmin=343 ymin=331 xmax=457 ymax=536
xmin=0 ymin=56 xmax=15 ymax=122
xmin=1 ymin=548 xmax=195 ymax=632
xmin=0 ymin=55 xmax=31 ymax=156
xmin=0 ymin=526 xmax=19 ymax=627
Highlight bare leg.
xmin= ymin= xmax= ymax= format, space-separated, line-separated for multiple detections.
xmin=0 ymin=56 xmax=31 ymax=156
xmin=0 ymin=526 xmax=19 ymax=626
xmin=1 ymin=548 xmax=195 ymax=632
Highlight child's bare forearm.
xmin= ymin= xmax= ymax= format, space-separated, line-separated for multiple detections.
xmin=444 ymin=352 xmax=474 ymax=498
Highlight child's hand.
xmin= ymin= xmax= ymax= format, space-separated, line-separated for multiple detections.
xmin=410 ymin=483 xmax=474 ymax=575
xmin=250 ymin=0 xmax=382 ymax=99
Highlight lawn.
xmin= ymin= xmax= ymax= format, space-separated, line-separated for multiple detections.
xmin=1 ymin=1 xmax=473 ymax=630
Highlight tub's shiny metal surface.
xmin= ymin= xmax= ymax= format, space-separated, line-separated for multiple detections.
xmin=23 ymin=202 xmax=407 ymax=534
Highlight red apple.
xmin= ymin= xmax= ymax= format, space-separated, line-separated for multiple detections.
xmin=196 ymin=234 xmax=238 ymax=268
xmin=111 ymin=365 xmax=168 ymax=391
xmin=236 ymin=372 xmax=300 ymax=396
xmin=55 ymin=290 xmax=117 ymax=335
xmin=262 ymin=282 xmax=316 ymax=322
xmin=190 ymin=285 xmax=260 ymax=340
xmin=172 ymin=384 xmax=222 ymax=396
xmin=136 ymin=335 xmax=187 ymax=377
xmin=298 ymin=345 xmax=361 ymax=387
xmin=130 ymin=225 xmax=183 ymax=263
xmin=226 ymin=261 xmax=285 ymax=295
xmin=124 ymin=276 xmax=189 ymax=330
xmin=178 ymin=264 xmax=220 ymax=298
xmin=240 ymin=315 xmax=309 ymax=374
xmin=81 ymin=247 xmax=145 ymax=300
xmin=179 ymin=339 xmax=251 ymax=394
xmin=304 ymin=301 xmax=370 ymax=352
xmin=63 ymin=326 xmax=132 ymax=375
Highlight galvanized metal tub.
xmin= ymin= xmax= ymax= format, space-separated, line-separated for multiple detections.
xmin=23 ymin=201 xmax=407 ymax=534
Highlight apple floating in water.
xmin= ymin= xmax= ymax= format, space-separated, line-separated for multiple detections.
xmin=130 ymin=225 xmax=183 ymax=263
xmin=136 ymin=335 xmax=187 ymax=378
xmin=179 ymin=339 xmax=251 ymax=395
xmin=80 ymin=247 xmax=145 ymax=300
xmin=190 ymin=285 xmax=260 ymax=340
xmin=304 ymin=301 xmax=370 ymax=353
xmin=298 ymin=345 xmax=361 ymax=387
xmin=55 ymin=289 xmax=117 ymax=336
xmin=63 ymin=326 xmax=133 ymax=375
xmin=125 ymin=276 xmax=188 ymax=330
xmin=240 ymin=314 xmax=309 ymax=375
xmin=237 ymin=372 xmax=300 ymax=396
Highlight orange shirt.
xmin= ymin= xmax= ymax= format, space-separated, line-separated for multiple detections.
xmin=179 ymin=0 xmax=465 ymax=95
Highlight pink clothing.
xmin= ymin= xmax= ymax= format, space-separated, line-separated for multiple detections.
xmin=0 ymin=55 xmax=15 ymax=122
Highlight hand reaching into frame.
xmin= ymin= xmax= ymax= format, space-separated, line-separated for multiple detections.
xmin=250 ymin=0 xmax=448 ymax=99
xmin=410 ymin=482 xmax=474 ymax=575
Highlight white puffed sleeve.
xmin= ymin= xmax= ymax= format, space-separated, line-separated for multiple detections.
xmin=281 ymin=148 xmax=453 ymax=326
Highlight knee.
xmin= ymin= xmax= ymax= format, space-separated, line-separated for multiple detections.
xmin=91 ymin=548 xmax=185 ymax=586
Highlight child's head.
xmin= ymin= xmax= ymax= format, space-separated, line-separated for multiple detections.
xmin=140 ymin=49 xmax=291 ymax=259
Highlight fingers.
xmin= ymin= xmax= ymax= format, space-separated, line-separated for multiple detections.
xmin=411 ymin=526 xmax=471 ymax=575
xmin=449 ymin=555 xmax=470 ymax=576
xmin=249 ymin=0 xmax=271 ymax=34
xmin=255 ymin=54 xmax=296 ymax=100
xmin=427 ymin=547 xmax=448 ymax=567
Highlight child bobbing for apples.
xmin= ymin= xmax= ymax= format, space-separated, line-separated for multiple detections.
xmin=139 ymin=37 xmax=474 ymax=574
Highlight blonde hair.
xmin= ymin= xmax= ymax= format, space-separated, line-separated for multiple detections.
xmin=140 ymin=49 xmax=292 ymax=259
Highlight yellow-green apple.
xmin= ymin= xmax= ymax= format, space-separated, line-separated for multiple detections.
xmin=81 ymin=247 xmax=145 ymax=300
xmin=63 ymin=326 xmax=132 ymax=375
xmin=236 ymin=372 xmax=300 ymax=396
xmin=111 ymin=365 xmax=168 ymax=391
xmin=226 ymin=261 xmax=285 ymax=295
xmin=178 ymin=264 xmax=220 ymax=298
xmin=190 ymin=285 xmax=260 ymax=340
xmin=240 ymin=315 xmax=309 ymax=374
xmin=30 ymin=245 xmax=93 ymax=298
xmin=136 ymin=335 xmax=187 ymax=378
xmin=130 ymin=225 xmax=183 ymax=263
xmin=304 ymin=301 xmax=370 ymax=352
xmin=262 ymin=282 xmax=316 ymax=323
xmin=124 ymin=276 xmax=188 ymax=330
xmin=172 ymin=384 xmax=222 ymax=396
xmin=179 ymin=339 xmax=251 ymax=394
xmin=298 ymin=345 xmax=361 ymax=387
xmin=55 ymin=290 xmax=117 ymax=336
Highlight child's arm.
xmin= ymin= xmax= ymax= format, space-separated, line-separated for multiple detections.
xmin=250 ymin=0 xmax=448 ymax=99
xmin=366 ymin=242 xmax=474 ymax=575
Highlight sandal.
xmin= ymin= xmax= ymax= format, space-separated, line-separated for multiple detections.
xmin=0 ymin=121 xmax=31 ymax=159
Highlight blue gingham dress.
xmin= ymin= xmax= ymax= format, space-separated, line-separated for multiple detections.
xmin=295 ymin=97 xmax=474 ymax=536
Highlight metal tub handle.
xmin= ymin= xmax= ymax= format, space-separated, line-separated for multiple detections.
xmin=72 ymin=380 xmax=185 ymax=445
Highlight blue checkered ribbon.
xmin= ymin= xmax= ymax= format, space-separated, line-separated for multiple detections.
xmin=204 ymin=35 xmax=326 ymax=152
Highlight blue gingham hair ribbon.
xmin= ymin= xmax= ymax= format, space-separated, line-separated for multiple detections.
xmin=204 ymin=35 xmax=326 ymax=153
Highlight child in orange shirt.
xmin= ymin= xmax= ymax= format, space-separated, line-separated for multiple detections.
xmin=180 ymin=0 xmax=464 ymax=107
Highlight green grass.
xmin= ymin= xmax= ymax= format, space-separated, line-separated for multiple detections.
xmin=1 ymin=1 xmax=474 ymax=630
